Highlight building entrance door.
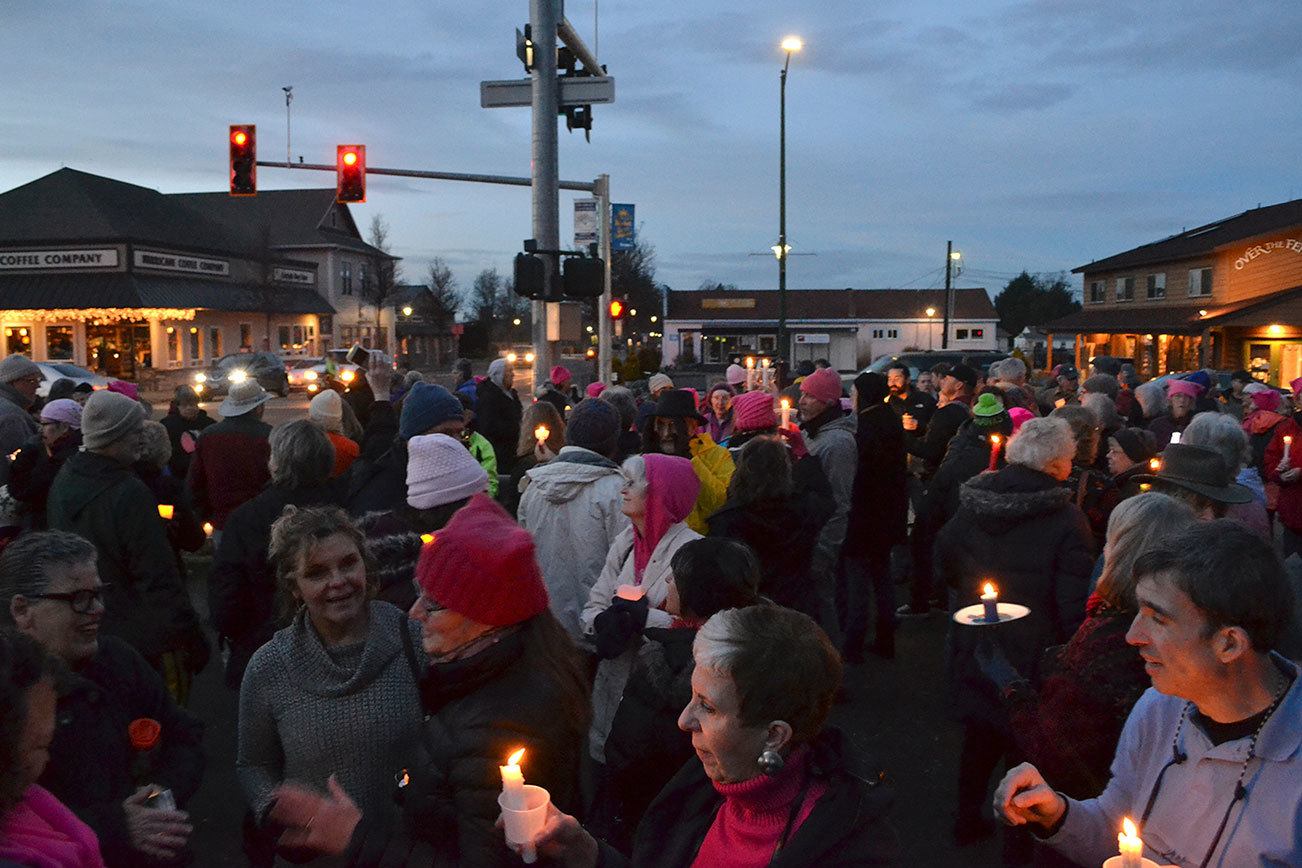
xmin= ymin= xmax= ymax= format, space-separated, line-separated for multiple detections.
xmin=87 ymin=322 xmax=150 ymax=378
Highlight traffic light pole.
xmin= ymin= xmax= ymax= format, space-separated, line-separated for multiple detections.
xmin=531 ymin=0 xmax=562 ymax=385
xmin=942 ymin=239 xmax=953 ymax=350
xmin=595 ymin=174 xmax=613 ymax=385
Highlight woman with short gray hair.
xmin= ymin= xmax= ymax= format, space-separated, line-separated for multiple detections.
xmin=1182 ymin=411 xmax=1271 ymax=539
xmin=209 ymin=420 xmax=342 ymax=686
xmin=935 ymin=414 xmax=1095 ymax=841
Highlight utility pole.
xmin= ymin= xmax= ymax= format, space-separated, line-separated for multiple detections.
xmin=595 ymin=174 xmax=613 ymax=384
xmin=530 ymin=0 xmax=561 ymax=383
xmin=283 ymin=86 xmax=293 ymax=165
xmin=942 ymin=239 xmax=953 ymax=350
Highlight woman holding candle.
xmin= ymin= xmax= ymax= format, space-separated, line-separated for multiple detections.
xmin=1264 ymin=407 xmax=1302 ymax=559
xmin=520 ymin=605 xmax=901 ymax=866
xmin=267 ymin=495 xmax=590 ymax=867
xmin=502 ymin=400 xmax=565 ymax=518
xmin=933 ymin=417 xmax=1095 ymax=845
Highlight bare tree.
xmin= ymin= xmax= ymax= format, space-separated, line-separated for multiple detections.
xmin=363 ymin=214 xmax=402 ymax=350
xmin=424 ymin=258 xmax=460 ymax=327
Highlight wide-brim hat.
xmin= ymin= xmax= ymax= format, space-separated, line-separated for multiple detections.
xmin=1135 ymin=443 xmax=1253 ymax=504
xmin=652 ymin=389 xmax=705 ymax=423
xmin=219 ymin=379 xmax=272 ymax=416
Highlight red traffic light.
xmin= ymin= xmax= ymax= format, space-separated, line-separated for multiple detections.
xmin=229 ymin=124 xmax=256 ymax=197
xmin=336 ymin=144 xmax=366 ymax=203
xmin=609 ymin=299 xmax=624 ymax=319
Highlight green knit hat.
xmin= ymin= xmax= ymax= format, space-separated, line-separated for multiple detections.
xmin=972 ymin=392 xmax=1007 ymax=428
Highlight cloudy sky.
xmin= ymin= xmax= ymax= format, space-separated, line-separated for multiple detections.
xmin=3 ymin=0 xmax=1300 ymax=300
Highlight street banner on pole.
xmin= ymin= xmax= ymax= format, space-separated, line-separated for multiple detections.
xmin=611 ymin=203 xmax=635 ymax=251
xmin=574 ymin=198 xmax=597 ymax=247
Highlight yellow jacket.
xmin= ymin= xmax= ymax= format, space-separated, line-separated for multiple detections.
xmin=686 ymin=432 xmax=735 ymax=533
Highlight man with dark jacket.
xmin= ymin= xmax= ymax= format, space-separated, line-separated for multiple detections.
xmin=47 ymin=390 xmax=208 ymax=702
xmin=841 ymin=372 xmax=908 ymax=661
xmin=0 ymin=353 xmax=42 ymax=484
xmin=188 ymin=379 xmax=272 ymax=537
xmin=475 ymin=357 xmax=522 ymax=477
xmin=2 ymin=530 xmax=205 ymax=867
xmin=159 ymin=385 xmax=214 ymax=481
xmin=924 ymin=392 xmax=1014 ymax=527
xmin=886 ymin=361 xmax=936 ymax=435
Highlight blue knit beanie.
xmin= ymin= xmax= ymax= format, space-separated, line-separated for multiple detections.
xmin=400 ymin=382 xmax=464 ymax=440
xmin=564 ymin=398 xmax=620 ymax=457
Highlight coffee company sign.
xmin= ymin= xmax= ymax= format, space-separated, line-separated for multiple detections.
xmin=1234 ymin=238 xmax=1302 ymax=270
xmin=273 ymin=266 xmax=315 ymax=285
xmin=0 ymin=248 xmax=119 ymax=270
xmin=133 ymin=249 xmax=230 ymax=277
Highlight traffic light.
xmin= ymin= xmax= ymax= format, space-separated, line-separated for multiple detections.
xmin=562 ymin=255 xmax=604 ymax=299
xmin=229 ymin=125 xmax=256 ymax=196
xmin=609 ymin=299 xmax=625 ymax=320
xmin=336 ymin=145 xmax=366 ymax=203
xmin=513 ymin=252 xmax=547 ymax=300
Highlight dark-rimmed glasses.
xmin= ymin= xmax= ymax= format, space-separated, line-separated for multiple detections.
xmin=24 ymin=585 xmax=110 ymax=614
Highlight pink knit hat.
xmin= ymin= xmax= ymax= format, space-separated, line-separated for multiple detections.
xmin=1008 ymin=406 xmax=1034 ymax=434
xmin=1291 ymin=377 xmax=1302 ymax=396
xmin=725 ymin=364 xmax=747 ymax=387
xmin=550 ymin=365 xmax=572 ymax=387
xmin=1251 ymin=390 xmax=1283 ymax=413
xmin=800 ymin=367 xmax=842 ymax=404
xmin=732 ymin=391 xmax=776 ymax=432
xmin=406 ymin=433 xmax=489 ymax=509
xmin=586 ymin=381 xmax=606 ymax=399
xmin=1167 ymin=379 xmax=1203 ymax=399
xmin=415 ymin=494 xmax=548 ymax=627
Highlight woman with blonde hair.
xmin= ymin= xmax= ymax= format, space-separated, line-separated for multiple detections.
xmin=976 ymin=492 xmax=1196 ymax=802
xmin=503 ymin=399 xmax=565 ymax=517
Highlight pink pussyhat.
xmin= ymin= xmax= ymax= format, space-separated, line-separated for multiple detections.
xmin=1009 ymin=406 xmax=1034 ymax=434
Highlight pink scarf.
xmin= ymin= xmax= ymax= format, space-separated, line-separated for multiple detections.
xmin=0 ymin=785 xmax=105 ymax=868
xmin=632 ymin=454 xmax=700 ymax=581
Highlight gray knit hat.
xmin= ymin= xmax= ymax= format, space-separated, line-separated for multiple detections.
xmin=81 ymin=390 xmax=145 ymax=450
xmin=0 ymin=354 xmax=40 ymax=384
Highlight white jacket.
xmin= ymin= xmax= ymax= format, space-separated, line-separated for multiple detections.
xmin=582 ymin=521 xmax=702 ymax=759
xmin=518 ymin=447 xmax=630 ymax=639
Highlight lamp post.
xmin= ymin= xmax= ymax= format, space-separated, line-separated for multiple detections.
xmin=925 ymin=306 xmax=937 ymax=352
xmin=776 ymin=35 xmax=801 ymax=380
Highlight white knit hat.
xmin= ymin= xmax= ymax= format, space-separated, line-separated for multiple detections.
xmin=648 ymin=373 xmax=674 ymax=394
xmin=309 ymin=389 xmax=344 ymax=433
xmin=406 ymin=433 xmax=489 ymax=509
xmin=0 ymin=354 xmax=40 ymax=384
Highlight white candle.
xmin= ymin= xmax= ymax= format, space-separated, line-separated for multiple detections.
xmin=534 ymin=424 xmax=550 ymax=444
xmin=981 ymin=582 xmax=999 ymax=623
xmin=1148 ymin=457 xmax=1161 ymax=473
xmin=780 ymin=397 xmax=791 ymax=429
xmin=157 ymin=504 xmax=174 ymax=521
xmin=1285 ymin=435 xmax=1293 ymax=462
xmin=1118 ymin=817 xmax=1143 ymax=868
xmin=1169 ymin=431 xmax=1181 ymax=445
xmin=615 ymin=584 xmax=645 ymax=601
xmin=500 ymin=748 xmax=526 ymax=811
xmin=745 ymin=357 xmax=756 ymax=391
xmin=202 ymin=522 xmax=214 ymax=537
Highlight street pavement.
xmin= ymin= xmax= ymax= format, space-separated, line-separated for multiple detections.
xmin=179 ymin=555 xmax=1004 ymax=866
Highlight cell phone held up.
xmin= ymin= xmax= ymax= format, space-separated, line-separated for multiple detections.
xmin=346 ymin=343 xmax=370 ymax=367
xmin=145 ymin=787 xmax=177 ymax=812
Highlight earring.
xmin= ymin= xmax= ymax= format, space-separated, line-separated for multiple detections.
xmin=758 ymin=749 xmax=785 ymax=776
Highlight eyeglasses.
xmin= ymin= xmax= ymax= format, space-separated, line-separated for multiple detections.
xmin=416 ymin=594 xmax=445 ymax=616
xmin=25 ymin=585 xmax=110 ymax=614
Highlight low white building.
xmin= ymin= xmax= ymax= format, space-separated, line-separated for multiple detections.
xmin=662 ymin=288 xmax=999 ymax=372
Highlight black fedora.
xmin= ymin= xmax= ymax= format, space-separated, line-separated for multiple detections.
xmin=1136 ymin=443 xmax=1252 ymax=504
xmin=652 ymin=389 xmax=706 ymax=423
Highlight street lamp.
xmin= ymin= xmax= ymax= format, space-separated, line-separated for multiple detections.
xmin=776 ymin=34 xmax=801 ymax=376
xmin=925 ymin=306 xmax=937 ymax=351
xmin=401 ymin=305 xmax=413 ymax=317
xmin=513 ymin=317 xmax=522 ymax=326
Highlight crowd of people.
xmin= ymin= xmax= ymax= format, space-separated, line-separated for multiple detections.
xmin=0 ymin=347 xmax=1298 ymax=867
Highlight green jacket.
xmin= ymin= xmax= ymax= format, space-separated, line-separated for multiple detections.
xmin=467 ymin=431 xmax=499 ymax=498
xmin=47 ymin=451 xmax=201 ymax=662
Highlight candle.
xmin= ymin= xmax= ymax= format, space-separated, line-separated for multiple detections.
xmin=981 ymin=582 xmax=999 ymax=623
xmin=1118 ymin=817 xmax=1143 ymax=868
xmin=615 ymin=584 xmax=645 ymax=601
xmin=420 ymin=533 xmax=435 ymax=545
xmin=1285 ymin=435 xmax=1293 ymax=462
xmin=780 ymin=397 xmax=791 ymax=429
xmin=1055 ymin=397 xmax=1067 ymax=409
xmin=1169 ymin=431 xmax=1181 ymax=445
xmin=534 ymin=424 xmax=550 ymax=444
xmin=157 ymin=504 xmax=174 ymax=520
xmin=1148 ymin=457 xmax=1161 ymax=473
xmin=987 ymin=434 xmax=1001 ymax=472
xmin=202 ymin=522 xmax=214 ymax=537
xmin=745 ymin=356 xmax=756 ymax=391
xmin=500 ymin=748 xmax=526 ymax=811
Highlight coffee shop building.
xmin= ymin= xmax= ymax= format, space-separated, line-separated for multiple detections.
xmin=1042 ymin=198 xmax=1302 ymax=385
xmin=0 ymin=168 xmax=396 ymax=385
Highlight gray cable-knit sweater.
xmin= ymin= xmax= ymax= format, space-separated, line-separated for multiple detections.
xmin=237 ymin=600 xmax=425 ymax=824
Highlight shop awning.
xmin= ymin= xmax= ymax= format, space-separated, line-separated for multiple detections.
xmin=0 ymin=272 xmax=335 ymax=315
xmin=1041 ymin=304 xmax=1207 ymax=335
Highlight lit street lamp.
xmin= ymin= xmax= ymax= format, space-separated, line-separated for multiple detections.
xmin=925 ymin=306 xmax=937 ymax=351
xmin=776 ymin=35 xmax=801 ymax=377
xmin=401 ymin=305 xmax=413 ymax=317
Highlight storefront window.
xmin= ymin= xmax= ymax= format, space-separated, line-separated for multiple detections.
xmin=4 ymin=327 xmax=31 ymax=356
xmin=45 ymin=326 xmax=75 ymax=360
xmin=87 ymin=322 xmax=148 ymax=377
xmin=278 ymin=325 xmax=291 ymax=351
xmin=166 ymin=326 xmax=182 ymax=367
xmin=239 ymin=323 xmax=252 ymax=349
xmin=187 ymin=327 xmax=201 ymax=365
xmin=209 ymin=327 xmax=223 ymax=358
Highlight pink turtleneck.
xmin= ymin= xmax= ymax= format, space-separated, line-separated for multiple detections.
xmin=691 ymin=747 xmax=828 ymax=868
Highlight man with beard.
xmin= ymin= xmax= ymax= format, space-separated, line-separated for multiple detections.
xmin=641 ymin=389 xmax=734 ymax=534
xmin=886 ymin=361 xmax=936 ymax=435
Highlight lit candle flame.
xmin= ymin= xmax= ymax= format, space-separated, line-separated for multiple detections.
xmin=982 ymin=582 xmax=996 ymax=597
xmin=506 ymin=748 xmax=525 ymax=766
xmin=1122 ymin=817 xmax=1137 ymax=838
xmin=1149 ymin=458 xmax=1161 ymax=472
xmin=420 ymin=533 xmax=435 ymax=545
xmin=990 ymin=434 xmax=1001 ymax=446
xmin=780 ymin=398 xmax=790 ymax=409
xmin=534 ymin=425 xmax=550 ymax=442
xmin=745 ymin=356 xmax=755 ymax=368
xmin=1286 ymin=436 xmax=1294 ymax=445
xmin=202 ymin=522 xmax=214 ymax=536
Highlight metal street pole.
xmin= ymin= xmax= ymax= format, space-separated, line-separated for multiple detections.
xmin=942 ymin=239 xmax=953 ymax=350
xmin=283 ymin=86 xmax=293 ymax=165
xmin=777 ymin=56 xmax=789 ymax=372
xmin=596 ymin=174 xmax=613 ymax=384
xmin=531 ymin=0 xmax=561 ymax=383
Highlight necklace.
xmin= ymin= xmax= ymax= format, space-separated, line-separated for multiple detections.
xmin=1139 ymin=665 xmax=1292 ymax=868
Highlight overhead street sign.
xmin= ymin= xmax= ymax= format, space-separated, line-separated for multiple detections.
xmin=481 ymin=76 xmax=616 ymax=109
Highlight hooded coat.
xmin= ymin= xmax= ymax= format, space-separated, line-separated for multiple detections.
xmin=922 ymin=418 xmax=1013 ymax=528
xmin=685 ymin=432 xmax=734 ymax=534
xmin=1264 ymin=418 xmax=1302 ymax=531
xmin=801 ymin=409 xmax=859 ymax=576
xmin=475 ymin=370 xmax=522 ymax=478
xmin=583 ymin=455 xmax=702 ymax=760
xmin=47 ymin=451 xmax=203 ymax=663
xmin=935 ymin=463 xmax=1095 ymax=727
xmin=518 ymin=447 xmax=631 ymax=638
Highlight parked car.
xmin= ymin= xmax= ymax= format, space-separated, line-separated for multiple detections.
xmin=861 ymin=350 xmax=1009 ymax=382
xmin=35 ymin=362 xmax=113 ymax=398
xmin=193 ymin=352 xmax=289 ymax=398
xmin=286 ymin=357 xmax=324 ymax=392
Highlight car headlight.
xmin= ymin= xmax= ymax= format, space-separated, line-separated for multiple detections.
xmin=507 ymin=352 xmax=518 ymax=363
xmin=305 ymin=370 xmax=318 ymax=381
xmin=193 ymin=383 xmax=205 ymax=394
xmin=307 ymin=383 xmax=318 ymax=393
xmin=525 ymin=352 xmax=535 ymax=363
xmin=340 ymin=369 xmax=355 ymax=383
xmin=194 ymin=372 xmax=206 ymax=384
xmin=229 ymin=369 xmax=248 ymax=384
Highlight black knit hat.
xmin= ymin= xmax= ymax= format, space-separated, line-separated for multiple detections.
xmin=565 ymin=398 xmax=620 ymax=457
xmin=1110 ymin=428 xmax=1158 ymax=463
